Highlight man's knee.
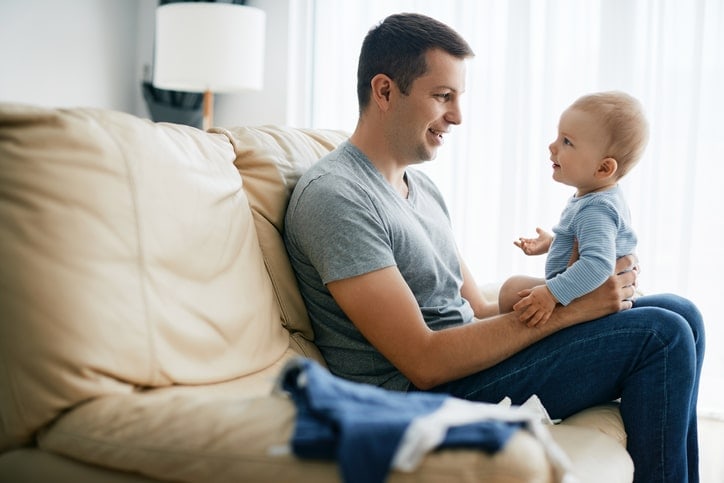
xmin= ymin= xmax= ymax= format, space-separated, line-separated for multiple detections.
xmin=635 ymin=294 xmax=705 ymax=349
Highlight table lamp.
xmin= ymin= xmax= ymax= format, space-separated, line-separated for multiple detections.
xmin=153 ymin=2 xmax=266 ymax=131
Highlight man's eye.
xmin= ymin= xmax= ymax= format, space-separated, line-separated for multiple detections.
xmin=435 ymin=93 xmax=451 ymax=101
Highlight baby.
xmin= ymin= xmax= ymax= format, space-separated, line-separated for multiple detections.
xmin=500 ymin=91 xmax=648 ymax=326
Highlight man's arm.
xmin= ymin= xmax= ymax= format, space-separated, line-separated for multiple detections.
xmin=327 ymin=255 xmax=638 ymax=390
xmin=548 ymin=254 xmax=638 ymax=325
xmin=459 ymin=256 xmax=499 ymax=318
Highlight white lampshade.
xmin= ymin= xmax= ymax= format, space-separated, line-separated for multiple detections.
xmin=153 ymin=2 xmax=265 ymax=93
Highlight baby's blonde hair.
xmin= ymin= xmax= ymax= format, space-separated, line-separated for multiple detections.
xmin=570 ymin=91 xmax=649 ymax=178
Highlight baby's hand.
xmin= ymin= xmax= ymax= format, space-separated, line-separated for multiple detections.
xmin=513 ymin=285 xmax=557 ymax=327
xmin=514 ymin=227 xmax=553 ymax=256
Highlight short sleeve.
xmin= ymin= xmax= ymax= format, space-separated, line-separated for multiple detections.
xmin=286 ymin=173 xmax=396 ymax=284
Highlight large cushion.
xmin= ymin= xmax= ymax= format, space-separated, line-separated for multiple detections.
xmin=0 ymin=104 xmax=289 ymax=450
xmin=216 ymin=126 xmax=348 ymax=361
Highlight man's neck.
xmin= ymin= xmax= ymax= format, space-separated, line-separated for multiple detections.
xmin=349 ymin=123 xmax=392 ymax=166
xmin=350 ymin=126 xmax=408 ymax=189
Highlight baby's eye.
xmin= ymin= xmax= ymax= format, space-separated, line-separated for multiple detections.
xmin=563 ymin=137 xmax=573 ymax=146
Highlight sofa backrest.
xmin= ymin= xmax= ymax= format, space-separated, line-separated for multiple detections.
xmin=217 ymin=126 xmax=348 ymax=362
xmin=0 ymin=104 xmax=291 ymax=449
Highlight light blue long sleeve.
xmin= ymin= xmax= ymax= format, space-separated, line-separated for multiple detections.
xmin=545 ymin=185 xmax=637 ymax=306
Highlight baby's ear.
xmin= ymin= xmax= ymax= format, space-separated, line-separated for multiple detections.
xmin=597 ymin=157 xmax=618 ymax=178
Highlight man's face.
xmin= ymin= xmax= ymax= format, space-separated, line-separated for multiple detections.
xmin=387 ymin=49 xmax=467 ymax=164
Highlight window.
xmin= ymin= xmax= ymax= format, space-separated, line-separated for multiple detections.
xmin=305 ymin=0 xmax=724 ymax=413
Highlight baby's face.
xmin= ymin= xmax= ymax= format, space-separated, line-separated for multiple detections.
xmin=548 ymin=108 xmax=610 ymax=194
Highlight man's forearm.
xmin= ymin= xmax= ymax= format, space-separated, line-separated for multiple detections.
xmin=548 ymin=274 xmax=634 ymax=328
xmin=549 ymin=296 xmax=607 ymax=328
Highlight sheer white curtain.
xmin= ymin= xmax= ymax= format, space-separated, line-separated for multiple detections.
xmin=304 ymin=0 xmax=723 ymax=412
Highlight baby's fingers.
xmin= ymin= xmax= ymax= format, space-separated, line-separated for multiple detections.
xmin=524 ymin=309 xmax=544 ymax=326
xmin=515 ymin=304 xmax=539 ymax=323
xmin=512 ymin=296 xmax=531 ymax=312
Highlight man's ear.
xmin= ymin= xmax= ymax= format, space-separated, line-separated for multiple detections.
xmin=596 ymin=157 xmax=618 ymax=179
xmin=370 ymin=74 xmax=393 ymax=111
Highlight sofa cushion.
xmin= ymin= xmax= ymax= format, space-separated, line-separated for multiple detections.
xmin=34 ymin=359 xmax=554 ymax=483
xmin=0 ymin=104 xmax=289 ymax=450
xmin=559 ymin=402 xmax=627 ymax=445
xmin=216 ymin=126 xmax=348 ymax=360
xmin=35 ymin=349 xmax=632 ymax=483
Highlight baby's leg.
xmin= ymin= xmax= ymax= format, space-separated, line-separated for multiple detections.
xmin=498 ymin=275 xmax=545 ymax=313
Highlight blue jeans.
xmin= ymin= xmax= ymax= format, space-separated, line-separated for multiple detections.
xmin=420 ymin=294 xmax=705 ymax=483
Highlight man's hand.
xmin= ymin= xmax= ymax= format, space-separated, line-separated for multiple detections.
xmin=514 ymin=227 xmax=553 ymax=256
xmin=615 ymin=253 xmax=640 ymax=302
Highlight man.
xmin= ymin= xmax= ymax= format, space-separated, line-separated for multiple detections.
xmin=284 ymin=13 xmax=704 ymax=483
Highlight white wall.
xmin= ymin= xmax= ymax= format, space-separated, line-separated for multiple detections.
xmin=0 ymin=0 xmax=298 ymax=127
xmin=0 ymin=0 xmax=142 ymax=114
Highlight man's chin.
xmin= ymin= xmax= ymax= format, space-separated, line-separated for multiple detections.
xmin=417 ymin=146 xmax=438 ymax=162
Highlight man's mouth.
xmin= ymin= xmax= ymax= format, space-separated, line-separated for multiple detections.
xmin=429 ymin=128 xmax=446 ymax=142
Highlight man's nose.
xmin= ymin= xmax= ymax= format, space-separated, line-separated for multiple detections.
xmin=445 ymin=100 xmax=463 ymax=125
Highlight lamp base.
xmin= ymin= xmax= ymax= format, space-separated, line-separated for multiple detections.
xmin=142 ymin=82 xmax=204 ymax=129
xmin=203 ymin=89 xmax=213 ymax=131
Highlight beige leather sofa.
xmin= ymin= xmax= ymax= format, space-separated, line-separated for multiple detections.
xmin=0 ymin=103 xmax=633 ymax=482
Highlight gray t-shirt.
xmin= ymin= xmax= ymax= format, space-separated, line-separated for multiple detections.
xmin=284 ymin=141 xmax=473 ymax=390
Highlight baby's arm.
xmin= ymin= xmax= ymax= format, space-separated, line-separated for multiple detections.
xmin=514 ymin=227 xmax=553 ymax=256
xmin=512 ymin=284 xmax=558 ymax=327
xmin=547 ymin=205 xmax=622 ymax=306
